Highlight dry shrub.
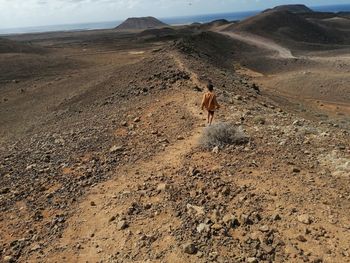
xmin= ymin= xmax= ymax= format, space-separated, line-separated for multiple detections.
xmin=199 ymin=122 xmax=249 ymax=149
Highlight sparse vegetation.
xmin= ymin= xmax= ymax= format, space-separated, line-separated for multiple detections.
xmin=199 ymin=122 xmax=249 ymax=148
xmin=1 ymin=5 xmax=350 ymax=262
xmin=253 ymin=116 xmax=266 ymax=125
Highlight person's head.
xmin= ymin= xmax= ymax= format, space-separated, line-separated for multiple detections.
xmin=207 ymin=83 xmax=214 ymax=92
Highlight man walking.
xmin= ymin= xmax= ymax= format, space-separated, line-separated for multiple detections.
xmin=201 ymin=83 xmax=220 ymax=125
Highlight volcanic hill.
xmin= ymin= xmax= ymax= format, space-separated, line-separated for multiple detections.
xmin=226 ymin=10 xmax=345 ymax=45
xmin=263 ymin=4 xmax=313 ymax=14
xmin=115 ymin=16 xmax=168 ymax=30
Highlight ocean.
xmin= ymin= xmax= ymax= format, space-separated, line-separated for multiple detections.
xmin=1 ymin=4 xmax=350 ymax=35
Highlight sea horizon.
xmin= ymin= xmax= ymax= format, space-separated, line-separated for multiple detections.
xmin=1 ymin=3 xmax=349 ymax=36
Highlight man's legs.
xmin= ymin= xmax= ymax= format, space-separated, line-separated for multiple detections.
xmin=209 ymin=111 xmax=214 ymax=125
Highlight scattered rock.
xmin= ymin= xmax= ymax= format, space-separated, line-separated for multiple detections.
xmin=30 ymin=244 xmax=41 ymax=251
xmin=259 ymin=225 xmax=270 ymax=232
xmin=159 ymin=138 xmax=169 ymax=144
xmin=189 ymin=167 xmax=200 ymax=176
xmin=262 ymin=244 xmax=275 ymax=254
xmin=193 ymin=86 xmax=203 ymax=92
xmin=223 ymin=214 xmax=240 ymax=228
xmin=221 ymin=186 xmax=230 ymax=196
xmin=3 ymin=256 xmax=14 ymax=263
xmin=187 ymin=204 xmax=205 ymax=215
xmin=296 ymin=235 xmax=307 ymax=242
xmin=272 ymin=213 xmax=281 ymax=221
xmin=156 ymin=183 xmax=168 ymax=192
xmin=293 ymin=120 xmax=304 ymax=126
xmin=0 ymin=187 xmax=10 ymax=195
xmin=247 ymin=257 xmax=258 ymax=263
xmin=117 ymin=220 xmax=128 ymax=230
xmin=109 ymin=216 xmax=116 ymax=222
xmin=212 ymin=146 xmax=219 ymax=154
xmin=211 ymin=223 xmax=223 ymax=230
xmin=298 ymin=214 xmax=312 ymax=224
xmin=183 ymin=242 xmax=197 ymax=255
xmin=109 ymin=145 xmax=124 ymax=153
xmin=241 ymin=213 xmax=254 ymax=225
xmin=292 ymin=167 xmax=301 ymax=173
xmin=2 ymin=28 xmax=349 ymax=263
xmin=197 ymin=223 xmax=210 ymax=233
xmin=144 ymin=203 xmax=152 ymax=210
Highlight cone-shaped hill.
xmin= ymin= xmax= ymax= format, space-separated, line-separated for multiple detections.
xmin=115 ymin=16 xmax=168 ymax=30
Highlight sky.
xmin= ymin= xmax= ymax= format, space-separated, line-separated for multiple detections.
xmin=1 ymin=0 xmax=350 ymax=29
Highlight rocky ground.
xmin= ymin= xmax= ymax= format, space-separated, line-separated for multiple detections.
xmin=0 ymin=27 xmax=349 ymax=263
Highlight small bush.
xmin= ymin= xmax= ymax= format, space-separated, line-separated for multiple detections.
xmin=199 ymin=122 xmax=249 ymax=149
xmin=253 ymin=116 xmax=266 ymax=125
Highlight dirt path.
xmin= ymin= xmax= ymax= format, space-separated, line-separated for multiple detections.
xmin=32 ymin=55 xmax=207 ymax=263
xmin=220 ymin=31 xmax=295 ymax=59
xmin=40 ymin=93 xmax=202 ymax=263
xmin=172 ymin=54 xmax=202 ymax=89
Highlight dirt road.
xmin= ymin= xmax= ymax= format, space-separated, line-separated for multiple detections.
xmin=220 ymin=31 xmax=295 ymax=59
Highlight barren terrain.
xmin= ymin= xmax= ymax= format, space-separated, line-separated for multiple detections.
xmin=0 ymin=12 xmax=350 ymax=263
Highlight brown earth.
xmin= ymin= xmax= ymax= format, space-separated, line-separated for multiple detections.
xmin=0 ymin=38 xmax=43 ymax=54
xmin=0 ymin=17 xmax=349 ymax=263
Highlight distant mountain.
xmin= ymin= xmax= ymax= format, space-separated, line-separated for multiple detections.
xmin=115 ymin=17 xmax=168 ymax=30
xmin=225 ymin=10 xmax=344 ymax=45
xmin=263 ymin=4 xmax=313 ymax=14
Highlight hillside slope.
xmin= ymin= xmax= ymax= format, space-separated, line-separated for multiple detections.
xmin=225 ymin=10 xmax=346 ymax=45
xmin=0 ymin=25 xmax=349 ymax=263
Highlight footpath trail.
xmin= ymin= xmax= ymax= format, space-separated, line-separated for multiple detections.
xmin=41 ymin=93 xmax=203 ymax=263
xmin=36 ymin=56 xmax=207 ymax=263
xmin=219 ymin=31 xmax=295 ymax=59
